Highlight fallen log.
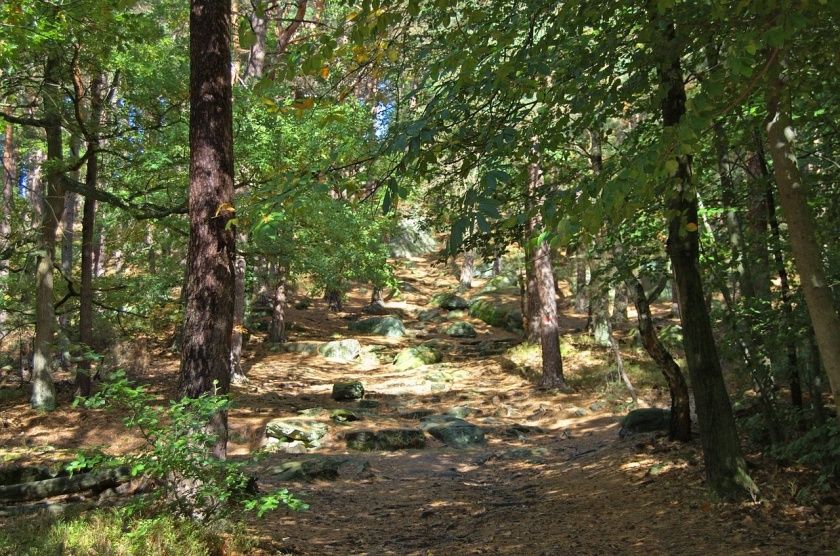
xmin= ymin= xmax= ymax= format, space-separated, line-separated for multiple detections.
xmin=0 ymin=466 xmax=132 ymax=503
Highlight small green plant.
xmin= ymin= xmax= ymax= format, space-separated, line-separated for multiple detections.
xmin=771 ymin=418 xmax=840 ymax=501
xmin=73 ymin=370 xmax=308 ymax=521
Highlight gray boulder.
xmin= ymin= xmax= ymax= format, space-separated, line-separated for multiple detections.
xmin=281 ymin=342 xmax=322 ymax=355
xmin=619 ymin=408 xmax=671 ymax=437
xmin=345 ymin=429 xmax=426 ymax=451
xmin=332 ymin=381 xmax=365 ymax=401
xmin=430 ymin=292 xmax=469 ymax=310
xmin=421 ymin=415 xmax=485 ymax=448
xmin=444 ymin=321 xmax=477 ymax=338
xmin=393 ymin=345 xmax=442 ymax=371
xmin=265 ymin=418 xmax=329 ymax=447
xmin=319 ymin=339 xmax=362 ymax=362
xmin=349 ymin=316 xmax=406 ymax=338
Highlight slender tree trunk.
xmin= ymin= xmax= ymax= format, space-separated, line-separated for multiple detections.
xmin=492 ymin=249 xmax=502 ymax=276
xmin=612 ymin=285 xmax=629 ymax=326
xmin=527 ymin=155 xmax=566 ymax=390
xmin=524 ymin=258 xmax=540 ymax=343
xmin=267 ymin=268 xmax=287 ymax=343
xmin=244 ymin=0 xmax=267 ymax=80
xmin=28 ymin=150 xmax=46 ymax=225
xmin=626 ymin=275 xmax=691 ymax=440
xmin=574 ymin=253 xmax=588 ymax=313
xmin=230 ymin=246 xmax=247 ymax=384
xmin=93 ymin=227 xmax=103 ymax=277
xmin=324 ymin=287 xmax=342 ymax=311
xmin=179 ymin=0 xmax=236 ymax=459
xmin=1 ymin=123 xmax=15 ymax=330
xmin=459 ymin=251 xmax=474 ymax=290
xmin=765 ymin=49 xmax=840 ymax=424
xmin=656 ymin=16 xmax=755 ymax=498
xmin=31 ymin=55 xmax=67 ymax=411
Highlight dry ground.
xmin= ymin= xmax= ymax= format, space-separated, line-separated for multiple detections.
xmin=1 ymin=256 xmax=838 ymax=555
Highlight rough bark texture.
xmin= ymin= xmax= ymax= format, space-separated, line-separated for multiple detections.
xmin=524 ymin=259 xmax=540 ymax=344
xmin=527 ymin=158 xmax=566 ymax=390
xmin=180 ymin=0 xmax=236 ymax=459
xmin=574 ymin=254 xmax=588 ymax=313
xmin=244 ymin=0 xmax=267 ymax=80
xmin=611 ymin=285 xmax=629 ymax=325
xmin=657 ymin=17 xmax=755 ymax=498
xmin=765 ymin=49 xmax=840 ymax=423
xmin=31 ymin=55 xmax=66 ymax=411
xmin=324 ymin=287 xmax=342 ymax=312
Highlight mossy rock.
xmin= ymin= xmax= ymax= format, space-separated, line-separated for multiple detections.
xmin=332 ymin=381 xmax=365 ymax=401
xmin=468 ymin=298 xmax=523 ymax=332
xmin=430 ymin=292 xmax=469 ymax=310
xmin=345 ymin=429 xmax=425 ymax=451
xmin=619 ymin=408 xmax=671 ymax=436
xmin=318 ymin=339 xmax=362 ymax=362
xmin=417 ymin=308 xmax=444 ymax=322
xmin=479 ymin=273 xmax=518 ymax=294
xmin=348 ymin=316 xmax=406 ymax=338
xmin=265 ymin=418 xmax=329 ymax=446
xmin=393 ymin=345 xmax=442 ymax=371
xmin=444 ymin=321 xmax=477 ymax=338
xmin=281 ymin=342 xmax=322 ymax=355
xmin=330 ymin=409 xmax=361 ymax=423
xmin=420 ymin=415 xmax=485 ymax=448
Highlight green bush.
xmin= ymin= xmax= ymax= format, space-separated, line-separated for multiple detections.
xmin=74 ymin=371 xmax=307 ymax=521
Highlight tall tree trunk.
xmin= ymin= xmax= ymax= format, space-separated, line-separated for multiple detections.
xmin=31 ymin=55 xmax=67 ymax=411
xmin=1 ymin=123 xmax=15 ymax=330
xmin=28 ymin=150 xmax=46 ymax=225
xmin=459 ymin=251 xmax=474 ymax=290
xmin=179 ymin=0 xmax=236 ymax=459
xmin=230 ymin=247 xmax=247 ymax=384
xmin=243 ymin=0 xmax=267 ymax=80
xmin=524 ymin=259 xmax=540 ymax=343
xmin=527 ymin=155 xmax=566 ymax=390
xmin=765 ymin=48 xmax=840 ymax=424
xmin=612 ymin=285 xmax=629 ymax=326
xmin=324 ymin=287 xmax=342 ymax=311
xmin=574 ymin=253 xmax=588 ymax=313
xmin=656 ymin=16 xmax=755 ymax=498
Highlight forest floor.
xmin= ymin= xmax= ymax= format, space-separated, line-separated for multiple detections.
xmin=1 ymin=255 xmax=839 ymax=555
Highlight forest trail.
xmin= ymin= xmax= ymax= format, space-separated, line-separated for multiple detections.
xmin=225 ymin=256 xmax=835 ymax=555
xmin=0 ymin=255 xmax=836 ymax=554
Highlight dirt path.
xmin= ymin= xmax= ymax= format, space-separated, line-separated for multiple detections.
xmin=1 ymin=255 xmax=837 ymax=554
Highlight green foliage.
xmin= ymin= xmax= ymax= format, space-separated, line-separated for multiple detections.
xmin=772 ymin=420 xmax=840 ymax=500
xmin=74 ymin=371 xmax=307 ymax=521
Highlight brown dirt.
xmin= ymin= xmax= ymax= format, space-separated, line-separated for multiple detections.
xmin=1 ymin=255 xmax=838 ymax=554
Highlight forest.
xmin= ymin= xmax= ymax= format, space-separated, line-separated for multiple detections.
xmin=0 ymin=0 xmax=839 ymax=553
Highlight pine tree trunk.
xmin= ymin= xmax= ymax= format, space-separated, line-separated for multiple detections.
xmin=656 ymin=16 xmax=755 ymax=498
xmin=179 ymin=0 xmax=236 ymax=459
xmin=244 ymin=0 xmax=267 ymax=80
xmin=31 ymin=55 xmax=66 ymax=411
xmin=524 ymin=260 xmax=540 ymax=343
xmin=574 ymin=254 xmax=588 ymax=313
xmin=76 ymin=74 xmax=105 ymax=399
xmin=230 ymin=245 xmax=247 ymax=384
xmin=612 ymin=285 xmax=629 ymax=326
xmin=527 ymin=156 xmax=566 ymax=390
xmin=765 ymin=49 xmax=840 ymax=424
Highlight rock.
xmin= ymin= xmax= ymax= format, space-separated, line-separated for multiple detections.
xmin=393 ymin=346 xmax=442 ymax=371
xmin=265 ymin=418 xmax=329 ymax=447
xmin=345 ymin=429 xmax=426 ymax=451
xmin=446 ymin=406 xmax=475 ymax=419
xmin=496 ymin=447 xmax=551 ymax=462
xmin=297 ymin=407 xmax=328 ymax=417
xmin=421 ymin=415 xmax=485 ymax=448
xmin=430 ymin=292 xmax=469 ymax=310
xmin=332 ymin=381 xmax=365 ymax=401
xmin=479 ymin=273 xmax=518 ymax=294
xmin=358 ymin=399 xmax=381 ymax=409
xmin=272 ymin=456 xmax=360 ymax=482
xmin=362 ymin=301 xmax=388 ymax=315
xmin=319 ymin=339 xmax=362 ymax=362
xmin=282 ymin=342 xmax=322 ymax=355
xmin=349 ymin=316 xmax=406 ymax=338
xmin=589 ymin=401 xmax=607 ymax=412
xmin=446 ymin=310 xmax=467 ymax=319
xmin=444 ymin=321 xmax=477 ymax=338
xmin=502 ymin=424 xmax=545 ymax=439
xmin=294 ymin=298 xmax=312 ymax=310
xmin=569 ymin=407 xmax=588 ymax=417
xmin=264 ymin=439 xmax=309 ymax=454
xmin=468 ymin=297 xmax=523 ymax=332
xmin=388 ymin=217 xmax=439 ymax=258
xmin=330 ymin=409 xmax=361 ymax=423
xmin=619 ymin=408 xmax=671 ymax=437
xmin=417 ymin=308 xmax=444 ymax=323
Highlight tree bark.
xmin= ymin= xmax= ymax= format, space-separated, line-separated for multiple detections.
xmin=180 ymin=0 xmax=237 ymax=459
xmin=765 ymin=48 xmax=840 ymax=424
xmin=267 ymin=268 xmax=287 ymax=343
xmin=324 ymin=287 xmax=342 ymax=311
xmin=574 ymin=253 xmax=588 ymax=313
xmin=612 ymin=285 xmax=629 ymax=326
xmin=459 ymin=251 xmax=474 ymax=290
xmin=656 ymin=16 xmax=755 ymax=498
xmin=1 ymin=123 xmax=15 ymax=331
xmin=527 ymin=155 xmax=566 ymax=390
xmin=244 ymin=0 xmax=267 ymax=80
xmin=524 ymin=258 xmax=540 ymax=343
xmin=230 ymin=245 xmax=247 ymax=383
xmin=31 ymin=55 xmax=67 ymax=411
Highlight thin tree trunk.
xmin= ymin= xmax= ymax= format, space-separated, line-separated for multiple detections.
xmin=267 ymin=268 xmax=287 ymax=343
xmin=527 ymin=153 xmax=566 ymax=390
xmin=28 ymin=150 xmax=46 ymax=225
xmin=524 ymin=257 xmax=540 ymax=343
xmin=179 ymin=0 xmax=236 ymax=459
xmin=324 ymin=287 xmax=342 ymax=312
xmin=243 ymin=0 xmax=267 ymax=80
xmin=1 ymin=123 xmax=15 ymax=330
xmin=656 ymin=16 xmax=755 ymax=498
xmin=230 ymin=246 xmax=247 ymax=384
xmin=459 ymin=251 xmax=474 ymax=290
xmin=765 ymin=48 xmax=840 ymax=425
xmin=31 ymin=55 xmax=67 ymax=411
xmin=612 ymin=285 xmax=629 ymax=326
xmin=574 ymin=253 xmax=588 ymax=313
